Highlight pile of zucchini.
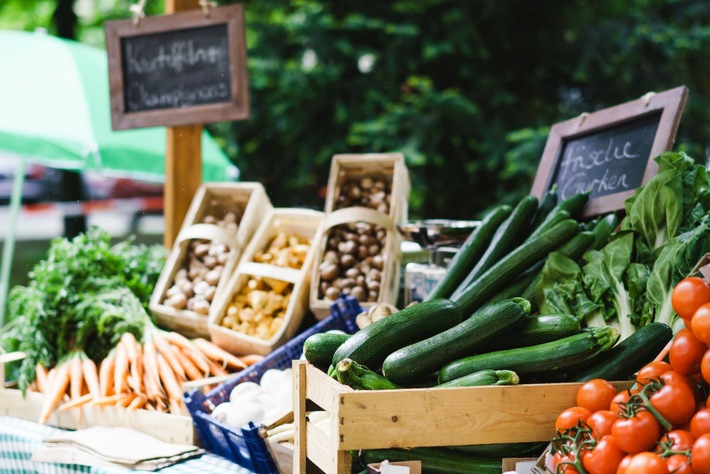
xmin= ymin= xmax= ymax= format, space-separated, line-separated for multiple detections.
xmin=304 ymin=189 xmax=673 ymax=389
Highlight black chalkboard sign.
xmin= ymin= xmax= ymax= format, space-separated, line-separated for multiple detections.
xmin=105 ymin=5 xmax=248 ymax=130
xmin=531 ymin=86 xmax=688 ymax=217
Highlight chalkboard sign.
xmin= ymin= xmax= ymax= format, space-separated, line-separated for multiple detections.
xmin=105 ymin=4 xmax=248 ymax=130
xmin=531 ymin=86 xmax=688 ymax=217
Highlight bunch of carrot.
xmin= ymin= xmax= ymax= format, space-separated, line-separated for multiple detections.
xmin=34 ymin=329 xmax=263 ymax=425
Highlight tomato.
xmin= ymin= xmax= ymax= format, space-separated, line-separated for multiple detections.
xmin=612 ymin=410 xmax=662 ymax=454
xmin=660 ymin=370 xmax=698 ymax=397
xmin=691 ymin=409 xmax=710 ymax=438
xmin=670 ymin=329 xmax=709 ymax=375
xmin=665 ymin=453 xmax=693 ymax=474
xmin=693 ymin=304 xmax=710 ymax=345
xmin=658 ymin=429 xmax=696 ymax=452
xmin=554 ymin=450 xmax=580 ymax=474
xmin=582 ymin=435 xmax=626 ymax=474
xmin=623 ymin=452 xmax=668 ymax=474
xmin=636 ymin=361 xmax=672 ymax=386
xmin=692 ymin=433 xmax=710 ymax=474
xmin=556 ymin=406 xmax=593 ymax=432
xmin=587 ymin=410 xmax=619 ymax=440
xmin=616 ymin=454 xmax=633 ymax=474
xmin=673 ymin=276 xmax=710 ymax=321
xmin=650 ymin=379 xmax=697 ymax=426
xmin=577 ymin=379 xmax=619 ymax=413
xmin=610 ymin=390 xmax=632 ymax=416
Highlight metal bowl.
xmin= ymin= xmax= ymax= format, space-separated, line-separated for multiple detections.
xmin=396 ymin=219 xmax=480 ymax=247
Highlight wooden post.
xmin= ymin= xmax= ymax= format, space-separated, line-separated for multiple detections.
xmin=163 ymin=0 xmax=203 ymax=248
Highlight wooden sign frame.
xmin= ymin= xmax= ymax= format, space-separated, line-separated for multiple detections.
xmin=530 ymin=85 xmax=688 ymax=217
xmin=105 ymin=4 xmax=249 ymax=130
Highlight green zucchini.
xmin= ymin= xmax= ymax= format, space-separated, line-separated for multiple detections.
xmin=334 ymin=358 xmax=399 ymax=390
xmin=438 ymin=326 xmax=620 ymax=383
xmin=531 ymin=186 xmax=558 ymax=231
xmin=525 ymin=209 xmax=571 ymax=243
xmin=555 ymin=191 xmax=591 ymax=220
xmin=331 ymin=298 xmax=463 ymax=371
xmin=381 ymin=298 xmax=531 ymax=384
xmin=427 ymin=204 xmax=512 ymax=300
xmin=451 ymin=195 xmax=539 ymax=299
xmin=491 ymin=313 xmax=581 ymax=350
xmin=436 ymin=369 xmax=519 ymax=388
xmin=591 ymin=212 xmax=620 ymax=250
xmin=483 ymin=263 xmax=541 ymax=306
xmin=570 ymin=322 xmax=673 ymax=382
xmin=352 ymin=447 xmax=502 ymax=474
xmin=446 ymin=441 xmax=547 ymax=458
xmin=303 ymin=332 xmax=351 ymax=369
xmin=451 ymin=219 xmax=581 ymax=317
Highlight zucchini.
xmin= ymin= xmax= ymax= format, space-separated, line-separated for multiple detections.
xmin=591 ymin=212 xmax=620 ymax=250
xmin=303 ymin=332 xmax=351 ymax=369
xmin=491 ymin=313 xmax=581 ymax=350
xmin=451 ymin=219 xmax=581 ymax=317
xmin=451 ymin=195 xmax=539 ymax=299
xmin=525 ymin=209 xmax=571 ymax=242
xmin=353 ymin=447 xmax=502 ymax=474
xmin=438 ymin=326 xmax=620 ymax=383
xmin=436 ymin=369 xmax=519 ymax=388
xmin=483 ymin=263 xmax=541 ymax=306
xmin=331 ymin=298 xmax=463 ymax=371
xmin=570 ymin=322 xmax=673 ymax=382
xmin=334 ymin=358 xmax=399 ymax=390
xmin=427 ymin=204 xmax=512 ymax=300
xmin=530 ymin=186 xmax=558 ymax=231
xmin=447 ymin=441 xmax=547 ymax=458
xmin=381 ymin=298 xmax=531 ymax=384
xmin=555 ymin=191 xmax=591 ymax=220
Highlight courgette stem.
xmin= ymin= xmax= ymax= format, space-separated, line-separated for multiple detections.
xmin=335 ymin=358 xmax=399 ymax=390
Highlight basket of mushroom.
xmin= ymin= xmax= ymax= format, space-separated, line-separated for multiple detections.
xmin=310 ymin=153 xmax=410 ymax=319
xmin=209 ymin=208 xmax=324 ymax=355
xmin=150 ymin=182 xmax=272 ymax=338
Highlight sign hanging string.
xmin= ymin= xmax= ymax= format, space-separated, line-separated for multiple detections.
xmin=129 ymin=0 xmax=147 ymax=26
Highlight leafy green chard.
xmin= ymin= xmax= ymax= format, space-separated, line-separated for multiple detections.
xmin=0 ymin=227 xmax=166 ymax=392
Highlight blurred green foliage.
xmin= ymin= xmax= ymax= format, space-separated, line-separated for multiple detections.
xmin=3 ymin=0 xmax=710 ymax=219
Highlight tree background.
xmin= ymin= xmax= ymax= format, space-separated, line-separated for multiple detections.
xmin=3 ymin=0 xmax=710 ymax=220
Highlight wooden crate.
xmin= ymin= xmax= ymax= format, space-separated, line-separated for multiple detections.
xmin=0 ymin=352 xmax=196 ymax=445
xmin=150 ymin=182 xmax=272 ymax=338
xmin=310 ymin=153 xmax=410 ymax=319
xmin=292 ymin=361 xmax=632 ymax=474
xmin=208 ymin=208 xmax=324 ymax=356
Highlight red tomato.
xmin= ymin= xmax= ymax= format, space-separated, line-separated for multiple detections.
xmin=610 ymin=390 xmax=632 ymax=416
xmin=692 ymin=304 xmax=710 ymax=345
xmin=692 ymin=409 xmax=710 ymax=438
xmin=702 ymin=350 xmax=710 ymax=385
xmin=616 ymin=454 xmax=633 ymax=474
xmin=658 ymin=429 xmax=696 ymax=452
xmin=624 ymin=452 xmax=668 ymax=474
xmin=612 ymin=410 xmax=662 ymax=454
xmin=670 ymin=329 xmax=709 ymax=375
xmin=665 ymin=453 xmax=693 ymax=474
xmin=660 ymin=370 xmax=698 ymax=397
xmin=553 ymin=450 xmax=580 ymax=474
xmin=650 ymin=379 xmax=697 ymax=426
xmin=587 ymin=410 xmax=619 ymax=440
xmin=673 ymin=276 xmax=710 ymax=321
xmin=692 ymin=433 xmax=710 ymax=474
xmin=556 ymin=406 xmax=593 ymax=432
xmin=577 ymin=379 xmax=619 ymax=413
xmin=582 ymin=435 xmax=626 ymax=474
xmin=636 ymin=361 xmax=672 ymax=386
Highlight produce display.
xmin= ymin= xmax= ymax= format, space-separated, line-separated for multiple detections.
xmin=548 ymin=275 xmax=710 ymax=473
xmin=160 ymin=211 xmax=240 ymax=315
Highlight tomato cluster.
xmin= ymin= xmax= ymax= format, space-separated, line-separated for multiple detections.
xmin=550 ymin=276 xmax=710 ymax=474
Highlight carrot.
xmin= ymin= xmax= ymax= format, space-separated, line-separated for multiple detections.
xmin=35 ymin=363 xmax=49 ymax=393
xmin=180 ymin=347 xmax=211 ymax=375
xmin=203 ymin=356 xmax=229 ymax=377
xmin=163 ymin=331 xmax=199 ymax=354
xmin=38 ymin=360 xmax=71 ymax=424
xmin=118 ymin=392 xmax=137 ymax=408
xmin=127 ymin=394 xmax=148 ymax=410
xmin=132 ymin=341 xmax=145 ymax=395
xmin=69 ymin=353 xmax=84 ymax=401
xmin=172 ymin=346 xmax=203 ymax=381
xmin=192 ymin=338 xmax=247 ymax=370
xmin=154 ymin=334 xmax=186 ymax=382
xmin=156 ymin=353 xmax=184 ymax=410
xmin=99 ymin=350 xmax=115 ymax=397
xmin=58 ymin=393 xmax=93 ymax=412
xmin=143 ymin=339 xmax=165 ymax=402
xmin=113 ymin=338 xmax=129 ymax=395
xmin=239 ymin=354 xmax=265 ymax=366
xmin=82 ymin=357 xmax=100 ymax=399
xmin=90 ymin=394 xmax=125 ymax=406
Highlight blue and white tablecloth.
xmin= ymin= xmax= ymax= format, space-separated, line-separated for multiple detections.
xmin=0 ymin=417 xmax=255 ymax=474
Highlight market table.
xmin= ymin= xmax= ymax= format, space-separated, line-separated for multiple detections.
xmin=0 ymin=416 xmax=255 ymax=474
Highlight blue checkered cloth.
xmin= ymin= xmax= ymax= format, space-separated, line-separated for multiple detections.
xmin=0 ymin=417 xmax=256 ymax=474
